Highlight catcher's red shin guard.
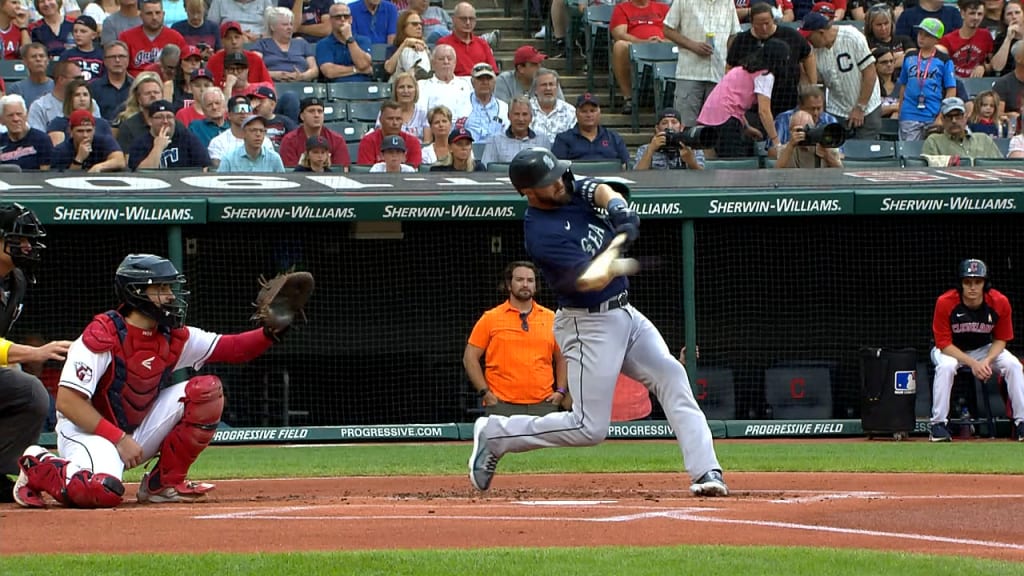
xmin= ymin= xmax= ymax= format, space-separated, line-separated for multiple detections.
xmin=148 ymin=375 xmax=224 ymax=490
xmin=65 ymin=471 xmax=125 ymax=508
xmin=19 ymin=452 xmax=70 ymax=505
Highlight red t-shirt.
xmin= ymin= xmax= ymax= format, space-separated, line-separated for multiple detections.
xmin=357 ymin=129 xmax=422 ymax=167
xmin=932 ymin=288 xmax=1013 ymax=350
xmin=436 ymin=34 xmax=497 ymax=77
xmin=119 ymin=26 xmax=187 ymax=77
xmin=206 ymin=50 xmax=274 ymax=87
xmin=0 ymin=25 xmax=23 ymax=60
xmin=177 ymin=104 xmax=204 ymax=126
xmin=940 ymin=29 xmax=995 ymax=78
xmin=611 ymin=1 xmax=670 ymax=40
xmin=278 ymin=126 xmax=351 ymax=167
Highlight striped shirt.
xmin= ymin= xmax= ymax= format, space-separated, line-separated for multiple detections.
xmin=663 ymin=0 xmax=740 ymax=83
xmin=529 ymin=98 xmax=577 ymax=143
xmin=480 ymin=129 xmax=553 ymax=166
xmin=813 ymin=26 xmax=881 ymax=118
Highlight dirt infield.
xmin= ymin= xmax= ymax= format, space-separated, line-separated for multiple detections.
xmin=3 ymin=472 xmax=1024 ymax=561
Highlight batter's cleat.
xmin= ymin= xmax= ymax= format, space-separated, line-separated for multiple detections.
xmin=14 ymin=445 xmax=51 ymax=508
xmin=690 ymin=470 xmax=729 ymax=497
xmin=929 ymin=423 xmax=952 ymax=443
xmin=137 ymin=473 xmax=215 ymax=504
xmin=468 ymin=417 xmax=500 ymax=491
xmin=1016 ymin=421 xmax=1024 ymax=442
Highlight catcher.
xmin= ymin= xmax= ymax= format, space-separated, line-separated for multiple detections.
xmin=14 ymin=254 xmax=313 ymax=508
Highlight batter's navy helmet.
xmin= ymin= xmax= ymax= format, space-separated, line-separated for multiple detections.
xmin=115 ymin=254 xmax=189 ymax=328
xmin=509 ymin=147 xmax=572 ymax=192
xmin=958 ymin=258 xmax=990 ymax=291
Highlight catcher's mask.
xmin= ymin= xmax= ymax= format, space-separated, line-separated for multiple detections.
xmin=958 ymin=258 xmax=991 ymax=293
xmin=115 ymin=253 xmax=189 ymax=328
xmin=0 ymin=203 xmax=47 ymax=281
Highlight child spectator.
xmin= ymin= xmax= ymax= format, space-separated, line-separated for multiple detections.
xmin=370 ymin=134 xmax=416 ymax=172
xmin=294 ymin=134 xmax=333 ymax=172
xmin=968 ymin=89 xmax=1003 ymax=136
xmin=60 ymin=15 xmax=104 ymax=82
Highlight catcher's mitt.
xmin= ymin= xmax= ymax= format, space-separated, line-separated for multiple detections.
xmin=251 ymin=271 xmax=315 ymax=341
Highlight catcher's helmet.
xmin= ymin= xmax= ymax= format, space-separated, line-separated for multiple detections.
xmin=115 ymin=254 xmax=189 ymax=328
xmin=0 ymin=203 xmax=46 ymax=272
xmin=509 ymin=147 xmax=572 ymax=192
xmin=958 ymin=258 xmax=990 ymax=292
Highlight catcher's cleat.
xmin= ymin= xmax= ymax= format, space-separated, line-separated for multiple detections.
xmin=468 ymin=417 xmax=500 ymax=491
xmin=690 ymin=469 xmax=729 ymax=497
xmin=137 ymin=472 xmax=214 ymax=504
xmin=14 ymin=445 xmax=52 ymax=508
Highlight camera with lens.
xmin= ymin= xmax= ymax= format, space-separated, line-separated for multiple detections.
xmin=796 ymin=122 xmax=846 ymax=148
xmin=659 ymin=126 xmax=717 ymax=154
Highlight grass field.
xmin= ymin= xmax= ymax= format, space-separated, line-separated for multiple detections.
xmin=3 ymin=440 xmax=1024 ymax=575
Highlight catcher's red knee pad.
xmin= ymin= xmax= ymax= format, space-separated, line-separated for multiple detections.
xmin=65 ymin=471 xmax=125 ymax=508
xmin=153 ymin=376 xmax=224 ymax=488
xmin=183 ymin=375 xmax=224 ymax=425
xmin=20 ymin=453 xmax=70 ymax=505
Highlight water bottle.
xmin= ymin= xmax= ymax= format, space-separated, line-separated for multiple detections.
xmin=959 ymin=404 xmax=973 ymax=440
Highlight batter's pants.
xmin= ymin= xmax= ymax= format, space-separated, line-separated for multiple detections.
xmin=0 ymin=368 xmax=49 ymax=476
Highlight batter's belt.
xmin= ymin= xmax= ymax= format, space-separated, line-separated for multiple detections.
xmin=563 ymin=291 xmax=629 ymax=314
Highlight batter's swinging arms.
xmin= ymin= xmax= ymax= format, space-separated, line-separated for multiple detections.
xmin=468 ymin=147 xmax=728 ymax=496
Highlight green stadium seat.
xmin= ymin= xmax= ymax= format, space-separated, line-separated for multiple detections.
xmin=486 ymin=162 xmax=510 ymax=173
xmin=844 ymin=139 xmax=896 ymax=161
xmin=349 ymin=164 xmax=373 ymax=173
xmin=703 ymin=157 xmax=761 ymax=170
xmin=328 ymin=82 xmax=392 ymax=101
xmin=472 ymin=142 xmax=486 ymax=159
xmin=961 ymin=77 xmax=995 ymax=98
xmin=325 ymin=121 xmax=369 ymax=142
xmin=276 ymin=82 xmax=327 ymax=101
xmin=347 ymin=101 xmax=381 ymax=123
xmin=585 ymin=4 xmax=614 ymax=94
xmin=347 ymin=142 xmax=360 ymax=163
xmin=653 ymin=61 xmax=677 ymax=113
xmin=972 ymin=158 xmax=1024 ymax=167
xmin=879 ymin=117 xmax=900 ymax=142
xmin=993 ymin=138 xmax=1011 ymax=157
xmin=570 ymin=160 xmax=624 ymax=173
xmin=628 ymin=42 xmax=680 ymax=131
xmin=0 ymin=60 xmax=27 ymax=83
xmin=321 ymin=102 xmax=347 ymax=122
xmin=841 ymin=158 xmax=902 ymax=168
xmin=896 ymin=140 xmax=923 ymax=165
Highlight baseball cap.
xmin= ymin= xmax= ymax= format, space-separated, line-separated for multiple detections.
xmin=182 ymin=45 xmax=202 ymax=60
xmin=576 ymin=92 xmax=601 ymax=107
xmin=811 ymin=1 xmax=835 ymax=18
xmin=300 ymin=97 xmax=324 ymax=113
xmin=220 ymin=21 xmax=243 ymax=37
xmin=514 ymin=45 xmax=547 ymax=66
xmin=940 ymin=97 xmax=966 ymax=116
xmin=224 ymin=51 xmax=248 ymax=68
xmin=68 ymin=109 xmax=94 ymax=128
xmin=381 ymin=134 xmax=406 ymax=152
xmin=191 ymin=67 xmax=214 ymax=82
xmin=306 ymin=135 xmax=330 ymax=150
xmin=657 ymin=107 xmax=681 ymax=123
xmin=228 ymin=95 xmax=252 ymax=114
xmin=915 ymin=18 xmax=945 ymax=40
xmin=448 ymin=126 xmax=474 ymax=144
xmin=74 ymin=15 xmax=97 ymax=32
xmin=799 ymin=12 xmax=831 ymax=37
xmin=241 ymin=114 xmax=266 ymax=129
xmin=471 ymin=63 xmax=496 ymax=78
xmin=148 ymin=99 xmax=174 ymax=115
xmin=251 ymin=86 xmax=277 ymax=101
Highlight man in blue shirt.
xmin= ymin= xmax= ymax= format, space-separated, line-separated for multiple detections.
xmin=0 ymin=94 xmax=52 ymax=171
xmin=217 ymin=115 xmax=286 ymax=173
xmin=51 ymin=109 xmax=126 ymax=172
xmin=349 ymin=0 xmax=397 ymax=45
xmin=895 ymin=0 xmax=963 ymax=47
xmin=768 ymin=85 xmax=846 ymax=157
xmin=464 ymin=63 xmax=509 ymax=144
xmin=128 ymin=100 xmax=211 ymax=170
xmin=316 ymin=2 xmax=373 ymax=83
xmin=551 ymin=93 xmax=630 ymax=168
xmin=90 ymin=41 xmax=134 ymax=122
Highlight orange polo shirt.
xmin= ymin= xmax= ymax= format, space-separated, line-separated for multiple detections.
xmin=467 ymin=301 xmax=559 ymax=404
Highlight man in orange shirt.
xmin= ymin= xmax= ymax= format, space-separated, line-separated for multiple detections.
xmin=464 ymin=261 xmax=567 ymax=416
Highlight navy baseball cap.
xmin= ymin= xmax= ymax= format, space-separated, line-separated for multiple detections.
xmin=381 ymin=134 xmax=406 ymax=152
xmin=300 ymin=97 xmax=324 ymax=113
xmin=449 ymin=126 xmax=474 ymax=144
xmin=251 ymin=86 xmax=277 ymax=101
xmin=576 ymin=92 xmax=601 ymax=107
xmin=191 ymin=67 xmax=214 ymax=82
xmin=224 ymin=51 xmax=248 ymax=67
xmin=74 ymin=15 xmax=97 ymax=31
xmin=306 ymin=135 xmax=330 ymax=150
xmin=147 ymin=99 xmax=174 ymax=115
xmin=657 ymin=108 xmax=681 ymax=122
xmin=799 ymin=12 xmax=831 ymax=37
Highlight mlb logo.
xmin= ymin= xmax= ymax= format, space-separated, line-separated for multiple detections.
xmin=894 ymin=370 xmax=917 ymax=395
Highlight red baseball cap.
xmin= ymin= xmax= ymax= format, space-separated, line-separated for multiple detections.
xmin=811 ymin=1 xmax=836 ymax=18
xmin=183 ymin=45 xmax=202 ymax=60
xmin=68 ymin=109 xmax=94 ymax=128
xmin=514 ymin=45 xmax=547 ymax=66
xmin=220 ymin=21 xmax=243 ymax=37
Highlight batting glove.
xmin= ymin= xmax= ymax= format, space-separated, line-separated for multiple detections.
xmin=606 ymin=197 xmax=639 ymax=245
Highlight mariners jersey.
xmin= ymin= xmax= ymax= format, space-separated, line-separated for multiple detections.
xmin=524 ymin=177 xmax=629 ymax=308
xmin=932 ymin=288 xmax=1014 ymax=351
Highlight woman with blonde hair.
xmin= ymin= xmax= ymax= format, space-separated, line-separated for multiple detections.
xmin=430 ymin=125 xmax=484 ymax=172
xmin=253 ymin=7 xmax=318 ymax=83
xmin=384 ymin=10 xmax=431 ymax=78
xmin=421 ymin=105 xmax=451 ymax=165
xmin=113 ymin=71 xmax=165 ymax=149
xmin=47 ymin=78 xmax=113 ymax=145
xmin=375 ymin=71 xmax=428 ymax=140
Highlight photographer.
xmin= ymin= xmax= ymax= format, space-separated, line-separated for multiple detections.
xmin=634 ymin=108 xmax=704 ymax=170
xmin=775 ymin=110 xmax=843 ymax=168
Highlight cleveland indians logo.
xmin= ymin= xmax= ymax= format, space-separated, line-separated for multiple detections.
xmin=75 ymin=362 xmax=93 ymax=384
xmin=968 ymin=261 xmax=981 ymax=274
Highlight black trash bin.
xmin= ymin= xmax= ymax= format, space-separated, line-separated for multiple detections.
xmin=860 ymin=347 xmax=918 ymax=439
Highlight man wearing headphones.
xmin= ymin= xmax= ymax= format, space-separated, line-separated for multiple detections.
xmin=930 ymin=258 xmax=1024 ymax=442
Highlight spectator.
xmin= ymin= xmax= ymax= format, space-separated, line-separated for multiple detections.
xmin=46 ymin=78 xmax=112 ymax=145
xmin=147 ymin=43 xmax=181 ymax=84
xmin=350 ymin=0 xmax=397 ymax=45
xmin=8 ymin=43 xmax=53 ymax=109
xmin=464 ymin=261 xmax=567 ymax=417
xmin=727 ymin=2 xmax=816 ymax=117
xmin=481 ymin=96 xmax=551 ymax=167
xmin=495 ymin=46 xmax=560 ymax=105
xmin=896 ymin=0 xmax=962 ymax=46
xmin=29 ymin=61 xmax=98 ymax=133
xmin=873 ymin=47 xmax=900 ymax=118
xmin=100 ymin=0 xmax=139 ymax=48
xmin=529 ymin=68 xmax=575 ymax=143
xmin=980 ymin=0 xmax=1006 ymax=34
xmin=464 ymin=63 xmax=509 ymax=143
xmin=171 ymin=0 xmax=220 ymax=55
xmin=30 ymin=0 xmax=74 ymax=58
xmin=436 ymin=2 xmax=498 ymax=78
xmin=808 ymin=1 xmax=843 ymax=21
xmin=278 ymin=96 xmax=352 ymax=168
xmin=60 ymin=15 xmax=104 ymax=81
xmin=769 ymin=83 xmax=844 ymax=160
xmin=250 ymin=86 xmax=295 ymax=149
xmin=207 ymin=0 xmax=274 ymax=40
xmin=162 ymin=0 xmax=186 ymax=28
xmin=90 ymin=40 xmax=132 ymax=122
xmin=611 ymin=0 xmax=670 ymax=114
xmin=0 ymin=94 xmax=52 ymax=170
xmin=990 ymin=0 xmax=1023 ymax=77
xmin=420 ymin=104 xmax=451 ymax=164
xmin=119 ymin=0 xmax=187 ymax=77
xmin=0 ymin=0 xmax=30 ymax=59
xmin=254 ymin=7 xmax=318 ymax=84
xmin=923 ymin=96 xmax=1003 ymax=159
xmin=164 ymin=45 xmax=202 ymax=105
xmin=430 ymin=125 xmax=483 ymax=171
xmin=409 ymin=0 xmax=451 ymax=46
xmin=418 ymin=44 xmax=472 ymax=120
xmin=316 ymin=1 xmax=373 ymax=83
xmin=209 ymin=95 xmax=272 ymax=167
xmin=897 ymin=18 xmax=957 ymax=140
xmin=217 ymin=114 xmax=284 ymax=173
xmin=995 ymin=40 xmax=1024 ymax=118
xmin=358 ymin=100 xmax=423 ymax=167
xmin=663 ymin=0 xmax=740 ymax=127
xmin=188 ymin=86 xmax=228 ymax=146
xmin=928 ymin=259 xmax=1024 ymax=443
xmin=546 ymin=0 xmax=610 ymax=58
xmin=968 ymin=89 xmax=1003 ymax=136
xmin=174 ymin=69 xmax=214 ymax=125
xmin=552 ymin=93 xmax=629 ymax=166
xmin=128 ymin=99 xmax=210 ymax=170
xmin=698 ymin=39 xmax=789 ymax=157
xmin=294 ymin=134 xmax=332 ymax=171
xmin=375 ymin=71 xmax=427 ymax=140
xmin=1009 ymin=131 xmax=1024 ymax=157
xmin=50 ymin=108 xmax=124 ymax=171
xmin=284 ymin=0 xmax=330 ymax=42
xmin=941 ymin=0 xmax=994 ymax=78
xmin=634 ymin=107 xmax=704 ymax=170
xmin=775 ymin=109 xmax=843 ymax=168
xmin=851 ymin=0 xmax=903 ymax=22
xmin=113 ymin=71 xmax=165 ymax=151
xmin=384 ymin=9 xmax=430 ymax=79
xmin=865 ymin=3 xmax=915 ymax=70
xmin=370 ymin=134 xmax=416 ymax=172
xmin=206 ymin=22 xmax=273 ymax=88
xmin=802 ymin=13 xmax=883 ymax=140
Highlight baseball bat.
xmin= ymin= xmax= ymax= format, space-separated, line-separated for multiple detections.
xmin=576 ymin=233 xmax=641 ymax=292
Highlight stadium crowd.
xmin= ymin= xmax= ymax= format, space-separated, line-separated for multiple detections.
xmin=0 ymin=0 xmax=1019 ymax=173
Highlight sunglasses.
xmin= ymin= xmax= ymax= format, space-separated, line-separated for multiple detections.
xmin=331 ymin=13 xmax=352 ymax=19
xmin=519 ymin=311 xmax=529 ymax=332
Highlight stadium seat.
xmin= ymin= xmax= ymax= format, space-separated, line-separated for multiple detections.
xmin=349 ymin=164 xmax=373 ymax=173
xmin=347 ymin=141 xmax=360 ymax=163
xmin=0 ymin=60 xmax=27 ymax=83
xmin=844 ymin=139 xmax=897 ymax=162
xmin=328 ymin=82 xmax=392 ymax=101
xmin=563 ymin=0 xmax=586 ymax=74
xmin=569 ymin=160 xmax=623 ymax=173
xmin=322 ymin=102 xmax=347 ymax=122
xmin=472 ymin=142 xmax=486 ymax=159
xmin=961 ymin=77 xmax=995 ymax=98
xmin=628 ymin=42 xmax=680 ymax=131
xmin=275 ymin=82 xmax=327 ymax=101
xmin=973 ymin=158 xmax=1024 ymax=167
xmin=653 ymin=61 xmax=677 ymax=112
xmin=896 ymin=140 xmax=924 ymax=165
xmin=993 ymin=138 xmax=1012 ymax=157
xmin=703 ymin=157 xmax=761 ymax=170
xmin=486 ymin=162 xmax=510 ymax=173
xmin=370 ymin=43 xmax=392 ymax=62
xmin=347 ymin=101 xmax=381 ymax=123
xmin=585 ymin=4 xmax=614 ymax=93
xmin=879 ymin=117 xmax=899 ymax=142
xmin=841 ymin=158 xmax=902 ymax=168
xmin=325 ymin=121 xmax=369 ymax=142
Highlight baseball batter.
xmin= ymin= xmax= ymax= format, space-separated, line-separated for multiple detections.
xmin=469 ymin=147 xmax=728 ymax=496
xmin=15 ymin=254 xmax=282 ymax=508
